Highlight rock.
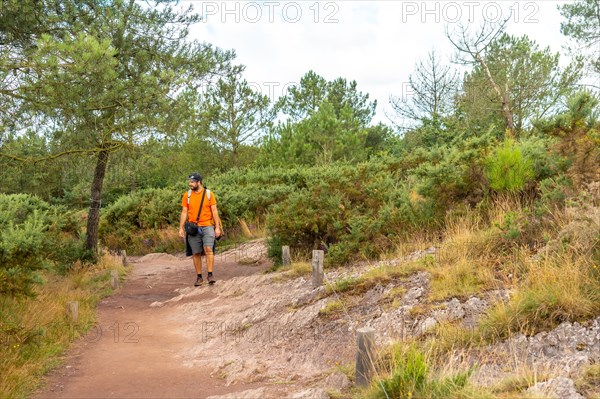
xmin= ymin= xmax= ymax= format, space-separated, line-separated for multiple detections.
xmin=403 ymin=287 xmax=424 ymax=306
xmin=323 ymin=372 xmax=351 ymax=390
xmin=206 ymin=387 xmax=267 ymax=399
xmin=237 ymin=256 xmax=259 ymax=265
xmin=404 ymin=246 xmax=437 ymax=261
xmin=432 ymin=298 xmax=465 ymax=322
xmin=363 ymin=284 xmax=385 ymax=306
xmin=294 ymin=286 xmax=326 ymax=307
xmin=149 ymin=301 xmax=163 ymax=308
xmin=526 ymin=377 xmax=584 ymax=399
xmin=291 ymin=388 xmax=329 ymax=399
xmin=462 ymin=296 xmax=488 ymax=328
xmin=419 ymin=317 xmax=437 ymax=334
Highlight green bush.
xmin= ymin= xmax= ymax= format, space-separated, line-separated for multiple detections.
xmin=99 ymin=187 xmax=180 ymax=250
xmin=485 ymin=139 xmax=535 ymax=193
xmin=266 ymin=235 xmax=284 ymax=267
xmin=265 ymin=161 xmax=430 ymax=266
xmin=0 ymin=213 xmax=47 ymax=296
xmin=519 ymin=134 xmax=566 ymax=181
xmin=367 ymin=345 xmax=471 ymax=399
xmin=535 ymin=175 xmax=574 ymax=213
xmin=409 ymin=132 xmax=492 ymax=212
xmin=0 ymin=194 xmax=82 ymax=295
xmin=213 ymin=166 xmax=308 ymax=222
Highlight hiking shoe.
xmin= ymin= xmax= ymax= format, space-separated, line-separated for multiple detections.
xmin=207 ymin=275 xmax=216 ymax=285
xmin=194 ymin=276 xmax=203 ymax=287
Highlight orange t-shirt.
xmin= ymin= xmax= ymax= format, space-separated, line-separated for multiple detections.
xmin=181 ymin=189 xmax=217 ymax=226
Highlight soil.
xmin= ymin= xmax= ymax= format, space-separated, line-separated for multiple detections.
xmin=34 ymin=236 xmax=600 ymax=398
xmin=34 ymin=245 xmax=277 ymax=399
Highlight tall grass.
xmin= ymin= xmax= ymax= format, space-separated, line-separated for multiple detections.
xmin=359 ymin=343 xmax=480 ymax=399
xmin=0 ymin=253 xmax=125 ymax=399
xmin=479 ymin=250 xmax=600 ymax=339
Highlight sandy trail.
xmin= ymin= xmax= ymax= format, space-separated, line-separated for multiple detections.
xmin=34 ymin=247 xmax=272 ymax=399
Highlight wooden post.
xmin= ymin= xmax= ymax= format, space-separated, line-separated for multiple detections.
xmin=67 ymin=301 xmax=79 ymax=324
xmin=110 ymin=270 xmax=119 ymax=289
xmin=239 ymin=218 xmax=254 ymax=238
xmin=282 ymin=246 xmax=291 ymax=266
xmin=311 ymin=250 xmax=324 ymax=289
xmin=355 ymin=327 xmax=376 ymax=387
xmin=121 ymin=250 xmax=127 ymax=266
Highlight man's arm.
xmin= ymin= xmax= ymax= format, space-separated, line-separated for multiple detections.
xmin=211 ymin=204 xmax=223 ymax=237
xmin=179 ymin=207 xmax=188 ymax=238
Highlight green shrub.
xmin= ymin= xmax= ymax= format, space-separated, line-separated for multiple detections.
xmin=408 ymin=132 xmax=493 ymax=214
xmin=485 ymin=139 xmax=534 ymax=193
xmin=536 ymin=175 xmax=574 ymax=212
xmin=264 ymin=160 xmax=431 ymax=266
xmin=0 ymin=194 xmax=82 ymax=295
xmin=366 ymin=345 xmax=471 ymax=399
xmin=266 ymin=235 xmax=284 ymax=267
xmin=0 ymin=214 xmax=47 ymax=297
xmin=99 ymin=187 xmax=180 ymax=250
xmin=519 ymin=134 xmax=566 ymax=181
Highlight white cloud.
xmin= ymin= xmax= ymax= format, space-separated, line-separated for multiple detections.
xmin=186 ymin=1 xmax=573 ymax=124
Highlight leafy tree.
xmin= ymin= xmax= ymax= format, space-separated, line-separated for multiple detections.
xmin=535 ymin=91 xmax=600 ymax=186
xmin=559 ymin=0 xmax=600 ymax=82
xmin=276 ymin=70 xmax=376 ymax=124
xmin=447 ymin=20 xmax=516 ymax=135
xmin=200 ymin=68 xmax=275 ymax=167
xmin=276 ymin=70 xmax=328 ymax=121
xmin=0 ymin=0 xmax=233 ymax=254
xmin=262 ymin=70 xmax=382 ymax=165
xmin=451 ymin=29 xmax=582 ymax=135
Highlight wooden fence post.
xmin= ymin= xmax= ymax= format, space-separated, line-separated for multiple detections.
xmin=311 ymin=250 xmax=324 ymax=288
xmin=67 ymin=301 xmax=79 ymax=324
xmin=355 ymin=327 xmax=376 ymax=387
xmin=110 ymin=270 xmax=119 ymax=289
xmin=282 ymin=246 xmax=291 ymax=266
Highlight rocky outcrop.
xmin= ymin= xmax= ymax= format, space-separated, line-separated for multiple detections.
xmin=526 ymin=377 xmax=584 ymax=399
xmin=159 ymin=241 xmax=599 ymax=397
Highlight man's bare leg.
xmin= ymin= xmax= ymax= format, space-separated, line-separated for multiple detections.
xmin=204 ymin=247 xmax=215 ymax=284
xmin=193 ymin=253 xmax=202 ymax=274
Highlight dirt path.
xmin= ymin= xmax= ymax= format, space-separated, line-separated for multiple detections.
xmin=32 ymin=237 xmax=600 ymax=399
xmin=34 ymin=247 xmax=272 ymax=399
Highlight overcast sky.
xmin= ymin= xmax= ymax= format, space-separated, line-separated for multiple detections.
xmin=183 ymin=1 xmax=572 ymax=125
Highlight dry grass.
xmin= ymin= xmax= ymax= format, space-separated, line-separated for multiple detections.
xmin=479 ymin=250 xmax=600 ymax=340
xmin=0 ymin=253 xmax=125 ymax=399
xmin=272 ymin=262 xmax=312 ymax=282
xmin=324 ymin=261 xmax=422 ymax=299
xmin=319 ymin=299 xmax=344 ymax=317
xmin=576 ymin=364 xmax=600 ymax=399
xmin=423 ymin=322 xmax=485 ymax=357
xmin=349 ymin=196 xmax=598 ymax=398
xmin=421 ymin=211 xmax=504 ymax=302
xmin=427 ymin=257 xmax=498 ymax=302
xmin=393 ymin=234 xmax=440 ymax=259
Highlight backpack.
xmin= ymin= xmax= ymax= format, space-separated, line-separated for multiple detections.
xmin=187 ymin=188 xmax=211 ymax=205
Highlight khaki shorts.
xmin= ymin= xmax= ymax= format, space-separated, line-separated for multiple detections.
xmin=188 ymin=225 xmax=215 ymax=254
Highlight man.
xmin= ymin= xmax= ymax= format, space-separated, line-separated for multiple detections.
xmin=179 ymin=172 xmax=222 ymax=286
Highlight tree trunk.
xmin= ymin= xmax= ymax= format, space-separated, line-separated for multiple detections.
xmin=476 ymin=53 xmax=515 ymax=138
xmin=85 ymin=148 xmax=110 ymax=254
xmin=501 ymin=82 xmax=516 ymax=138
